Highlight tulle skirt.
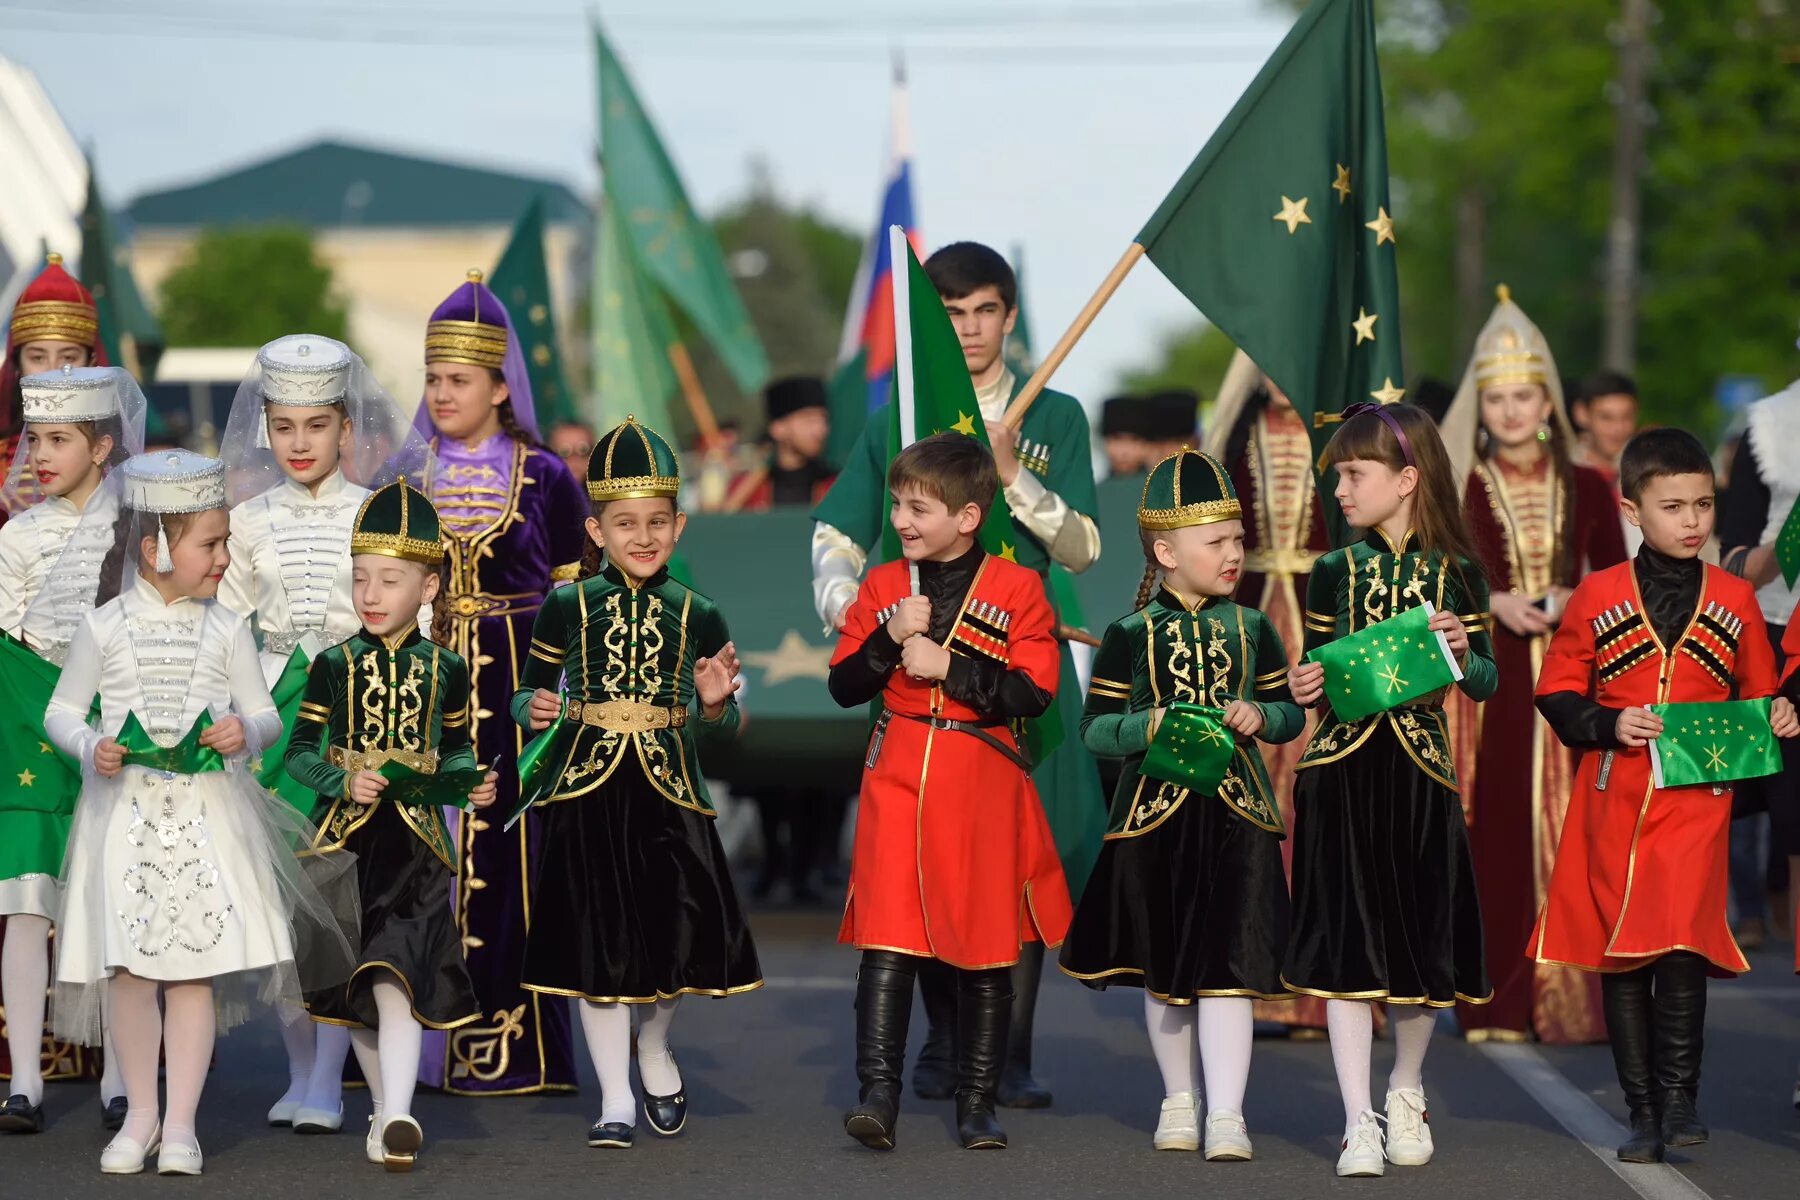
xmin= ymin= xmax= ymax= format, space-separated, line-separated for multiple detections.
xmin=52 ymin=763 xmax=359 ymax=1044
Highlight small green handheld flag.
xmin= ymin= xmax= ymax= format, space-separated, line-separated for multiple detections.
xmin=1775 ymin=502 xmax=1800 ymax=589
xmin=1305 ymin=601 xmax=1462 ymax=722
xmin=1140 ymin=703 xmax=1237 ymax=796
xmin=1648 ymin=698 xmax=1782 ymax=789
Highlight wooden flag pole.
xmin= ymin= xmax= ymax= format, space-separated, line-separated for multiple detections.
xmin=667 ymin=341 xmax=722 ymax=446
xmin=1000 ymin=242 xmax=1146 ymax=427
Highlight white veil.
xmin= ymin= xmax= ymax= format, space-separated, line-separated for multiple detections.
xmin=2 ymin=365 xmax=148 ymax=516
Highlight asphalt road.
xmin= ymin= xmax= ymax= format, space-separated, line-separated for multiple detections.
xmin=5 ymin=908 xmax=1797 ymax=1199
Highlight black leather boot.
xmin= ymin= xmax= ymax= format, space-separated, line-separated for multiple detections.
xmin=1602 ymin=966 xmax=1662 ymax=1162
xmin=845 ymin=951 xmax=915 ymax=1151
xmin=996 ymin=942 xmax=1052 ymax=1109
xmin=911 ymin=958 xmax=957 ymax=1100
xmin=1652 ymin=951 xmax=1709 ymax=1147
xmin=954 ymin=967 xmax=1012 ymax=1149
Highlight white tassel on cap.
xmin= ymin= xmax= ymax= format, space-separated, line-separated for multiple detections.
xmin=154 ymin=517 xmax=173 ymax=574
xmin=255 ymin=414 xmax=270 ymax=448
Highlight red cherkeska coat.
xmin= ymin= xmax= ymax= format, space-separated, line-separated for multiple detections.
xmin=1533 ymin=563 xmax=1775 ymax=977
xmin=833 ymin=554 xmax=1073 ymax=969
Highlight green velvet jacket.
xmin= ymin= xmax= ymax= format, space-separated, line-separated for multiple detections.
xmin=1294 ymin=528 xmax=1497 ymax=789
xmin=508 ymin=565 xmax=739 ymax=815
xmin=286 ymin=625 xmax=477 ymax=870
xmin=1081 ymin=587 xmax=1304 ymax=838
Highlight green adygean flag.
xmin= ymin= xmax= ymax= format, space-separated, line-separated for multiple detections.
xmin=593 ymin=197 xmax=682 ymax=431
xmin=1140 ymin=703 xmax=1236 ymax=795
xmin=1137 ymin=0 xmax=1403 ymax=478
xmin=254 ymin=648 xmax=317 ymax=816
xmin=1774 ymin=500 xmax=1800 ymax=588
xmin=824 ymin=347 xmax=870 ymax=472
xmin=1306 ymin=601 xmax=1460 ymax=722
xmin=491 ymin=196 xmax=575 ymax=427
xmin=0 ymin=633 xmax=81 ymax=813
xmin=117 ymin=711 xmax=224 ymax=775
xmin=880 ymin=229 xmax=1012 ymax=564
xmin=1649 ymin=698 xmax=1783 ymax=790
xmin=595 ymin=19 xmax=769 ymax=397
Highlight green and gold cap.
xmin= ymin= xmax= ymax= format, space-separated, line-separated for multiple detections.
xmin=1138 ymin=447 xmax=1242 ymax=531
xmin=351 ymin=481 xmax=445 ymax=565
xmin=586 ymin=415 xmax=680 ymax=503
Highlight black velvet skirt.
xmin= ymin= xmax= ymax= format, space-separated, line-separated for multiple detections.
xmin=1281 ymin=721 xmax=1491 ymax=1007
xmin=307 ymin=803 xmax=480 ymax=1030
xmin=1058 ymin=788 xmax=1290 ymax=1001
xmin=520 ymin=770 xmax=762 ymax=1003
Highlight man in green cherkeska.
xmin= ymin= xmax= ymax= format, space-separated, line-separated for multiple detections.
xmin=812 ymin=241 xmax=1105 ymax=1110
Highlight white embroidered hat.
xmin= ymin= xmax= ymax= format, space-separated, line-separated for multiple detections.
xmin=123 ymin=450 xmax=226 ymax=573
xmin=258 ymin=334 xmax=353 ymax=407
xmin=19 ymin=364 xmax=122 ymax=424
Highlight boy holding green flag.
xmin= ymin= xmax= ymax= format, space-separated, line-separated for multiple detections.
xmin=1532 ymin=428 xmax=1800 ymax=1165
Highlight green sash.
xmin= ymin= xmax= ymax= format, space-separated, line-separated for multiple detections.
xmin=117 ymin=711 xmax=224 ymax=775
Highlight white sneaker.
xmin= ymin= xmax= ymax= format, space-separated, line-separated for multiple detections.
xmin=1152 ymin=1091 xmax=1200 ymax=1151
xmin=1384 ymin=1087 xmax=1433 ymax=1166
xmin=1336 ymin=1110 xmax=1386 ymax=1177
xmin=156 ymin=1141 xmax=203 ymax=1177
xmin=99 ymin=1123 xmax=161 ymax=1175
xmin=1203 ymin=1108 xmax=1252 ymax=1161
xmin=364 ymin=1115 xmax=386 ymax=1165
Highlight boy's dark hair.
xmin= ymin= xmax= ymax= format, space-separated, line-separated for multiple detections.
xmin=923 ymin=242 xmax=1017 ymax=311
xmin=888 ymin=432 xmax=998 ymax=519
xmin=1580 ymin=370 xmax=1638 ymax=404
xmin=1619 ymin=427 xmax=1712 ymax=503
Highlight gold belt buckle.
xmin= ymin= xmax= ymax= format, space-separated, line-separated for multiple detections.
xmin=327 ymin=745 xmax=440 ymax=775
xmin=575 ymin=698 xmax=687 ymax=734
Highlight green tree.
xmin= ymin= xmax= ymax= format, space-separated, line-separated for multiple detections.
xmin=156 ymin=225 xmax=348 ymax=347
xmin=1119 ymin=321 xmax=1238 ymax=408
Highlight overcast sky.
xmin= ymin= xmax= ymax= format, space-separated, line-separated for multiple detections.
xmin=3 ymin=0 xmax=1290 ymax=405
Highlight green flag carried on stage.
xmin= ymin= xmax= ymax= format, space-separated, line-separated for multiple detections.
xmin=0 ymin=633 xmax=81 ymax=812
xmin=593 ymin=197 xmax=682 ymax=431
xmin=1140 ymin=703 xmax=1236 ymax=795
xmin=1774 ymin=500 xmax=1800 ymax=588
xmin=595 ymin=18 xmax=768 ymax=397
xmin=1307 ymin=602 xmax=1461 ymax=722
xmin=1136 ymin=0 xmax=1403 ymax=479
xmin=255 ymin=647 xmax=317 ymax=815
xmin=1649 ymin=698 xmax=1783 ymax=790
xmin=491 ymin=196 xmax=575 ymax=427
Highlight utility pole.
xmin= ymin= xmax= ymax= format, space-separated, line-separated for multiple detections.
xmin=1603 ymin=0 xmax=1652 ymax=372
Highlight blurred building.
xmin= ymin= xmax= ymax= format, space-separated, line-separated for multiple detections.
xmin=0 ymin=55 xmax=85 ymax=317
xmin=127 ymin=138 xmax=588 ymax=408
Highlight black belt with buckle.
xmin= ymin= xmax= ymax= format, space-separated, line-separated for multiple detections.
xmin=865 ymin=709 xmax=1033 ymax=774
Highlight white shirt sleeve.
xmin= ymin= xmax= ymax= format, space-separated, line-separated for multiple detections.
xmin=45 ymin=613 xmax=104 ymax=770
xmin=0 ymin=519 xmax=32 ymax=640
xmin=226 ymin=614 xmax=282 ymax=756
xmin=811 ymin=521 xmax=867 ymax=634
xmin=1001 ymin=468 xmax=1102 ymax=573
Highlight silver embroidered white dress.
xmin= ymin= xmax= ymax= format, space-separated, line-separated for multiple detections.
xmin=45 ymin=579 xmax=334 ymax=1042
xmin=216 ymin=469 xmax=366 ymax=682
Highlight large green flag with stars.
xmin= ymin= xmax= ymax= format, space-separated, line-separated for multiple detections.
xmin=491 ymin=196 xmax=575 ymax=428
xmin=0 ymin=633 xmax=81 ymax=882
xmin=1306 ymin=601 xmax=1461 ymax=722
xmin=1649 ymin=699 xmax=1782 ymax=789
xmin=1137 ymin=0 xmax=1402 ymax=472
xmin=595 ymin=19 xmax=768 ymax=397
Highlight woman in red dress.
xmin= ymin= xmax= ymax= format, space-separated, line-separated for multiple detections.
xmin=1441 ymin=286 xmax=1626 ymax=1044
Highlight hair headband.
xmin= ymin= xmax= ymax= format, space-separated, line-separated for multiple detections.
xmin=1339 ymin=402 xmax=1415 ymax=468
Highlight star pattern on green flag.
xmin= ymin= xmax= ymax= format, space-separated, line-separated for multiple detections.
xmin=1648 ymin=699 xmax=1782 ymax=788
xmin=1775 ymin=498 xmax=1800 ymax=588
xmin=1306 ymin=604 xmax=1458 ymax=722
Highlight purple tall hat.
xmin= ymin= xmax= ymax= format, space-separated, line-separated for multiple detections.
xmin=416 ymin=268 xmax=538 ymax=439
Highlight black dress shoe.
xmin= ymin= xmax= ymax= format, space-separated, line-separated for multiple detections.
xmin=102 ymin=1096 xmax=129 ymax=1132
xmin=586 ymin=1120 xmax=634 ymax=1149
xmin=1617 ymin=1105 xmax=1664 ymax=1163
xmin=643 ymin=1089 xmax=687 ymax=1136
xmin=0 ymin=1094 xmax=44 ymax=1134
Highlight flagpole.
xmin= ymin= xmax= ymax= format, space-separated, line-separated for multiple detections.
xmin=1000 ymin=242 xmax=1145 ymax=427
xmin=890 ymin=224 xmax=921 ymax=597
xmin=666 ymin=341 xmax=722 ymax=446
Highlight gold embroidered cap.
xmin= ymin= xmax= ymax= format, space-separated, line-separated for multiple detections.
xmin=586 ymin=415 xmax=681 ymax=503
xmin=20 ymin=365 xmax=122 ymax=424
xmin=8 ymin=253 xmax=99 ymax=350
xmin=1473 ymin=284 xmax=1552 ymax=391
xmin=351 ymin=481 xmax=445 ymax=565
xmin=424 ymin=269 xmax=510 ymax=370
xmin=1138 ymin=447 xmax=1242 ymax=531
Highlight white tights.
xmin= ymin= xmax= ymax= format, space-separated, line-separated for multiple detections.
xmin=578 ymin=997 xmax=683 ymax=1126
xmin=1326 ymin=999 xmax=1436 ymax=1133
xmin=1142 ymin=993 xmax=1255 ymax=1115
xmin=2 ymin=919 xmax=121 ymax=1106
xmin=347 ymin=979 xmax=423 ymax=1124
xmin=108 ymin=972 xmax=213 ymax=1152
xmin=273 ymin=1007 xmax=351 ymax=1113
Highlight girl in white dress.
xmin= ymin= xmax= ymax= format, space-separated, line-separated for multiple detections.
xmin=214 ymin=333 xmax=425 ymax=1133
xmin=0 ymin=366 xmax=142 ymax=1133
xmin=47 ymin=451 xmax=354 ymax=1176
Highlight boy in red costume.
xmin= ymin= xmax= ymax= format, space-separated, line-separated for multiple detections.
xmin=828 ymin=432 xmax=1072 ymax=1152
xmin=1533 ymin=428 xmax=1799 ymax=1163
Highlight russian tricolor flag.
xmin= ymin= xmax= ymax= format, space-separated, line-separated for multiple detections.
xmin=827 ymin=61 xmax=919 ymax=464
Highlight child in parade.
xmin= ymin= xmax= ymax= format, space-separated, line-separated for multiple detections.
xmin=1284 ymin=404 xmax=1496 ymax=1178
xmin=45 ymin=451 xmax=355 ymax=1175
xmin=513 ymin=417 xmax=761 ymax=1149
xmin=1533 ymin=429 xmax=1798 ymax=1162
xmin=828 ymin=432 xmax=1073 ymax=1152
xmin=286 ymin=481 xmax=497 ymax=1171
xmin=215 ymin=332 xmax=426 ymax=1134
xmin=0 ymin=366 xmax=144 ymax=1133
xmin=1059 ymin=448 xmax=1304 ymax=1160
